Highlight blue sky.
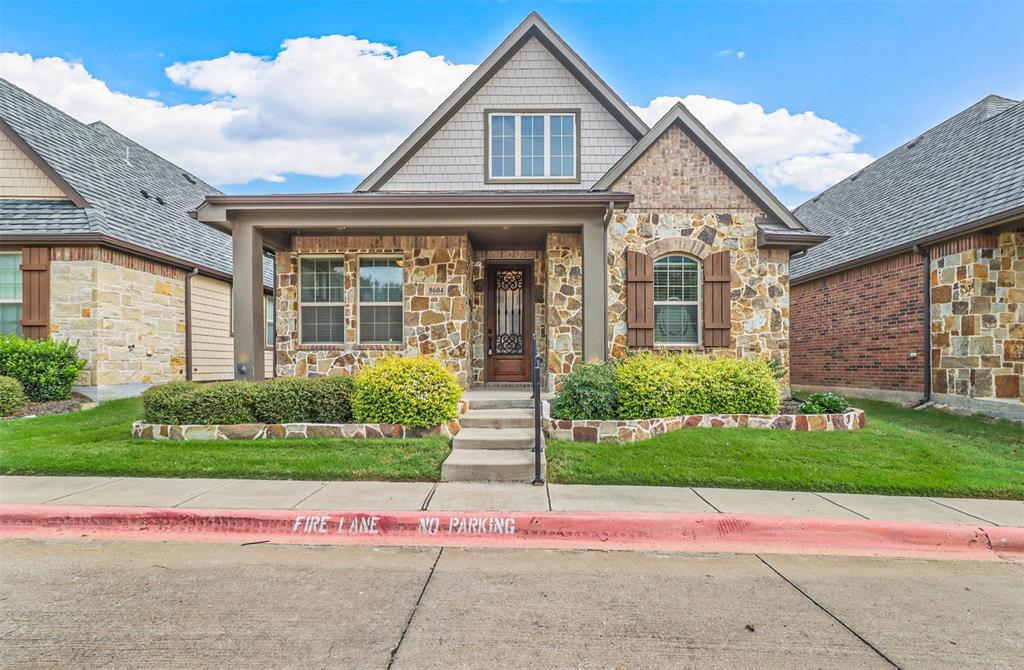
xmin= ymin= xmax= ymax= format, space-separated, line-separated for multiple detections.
xmin=1 ymin=0 xmax=1022 ymax=204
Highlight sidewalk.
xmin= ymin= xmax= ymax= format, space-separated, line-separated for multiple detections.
xmin=2 ymin=475 xmax=1022 ymax=526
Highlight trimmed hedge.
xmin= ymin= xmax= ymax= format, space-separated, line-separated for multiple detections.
xmin=140 ymin=374 xmax=357 ymax=426
xmin=550 ymin=362 xmax=618 ymax=420
xmin=550 ymin=352 xmax=782 ymax=421
xmin=0 ymin=335 xmax=87 ymax=402
xmin=352 ymin=355 xmax=461 ymax=428
xmin=0 ymin=375 xmax=27 ymax=416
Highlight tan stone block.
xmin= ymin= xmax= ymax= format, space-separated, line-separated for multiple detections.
xmin=154 ymin=282 xmax=173 ymax=296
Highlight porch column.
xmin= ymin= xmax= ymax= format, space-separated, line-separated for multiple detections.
xmin=232 ymin=222 xmax=265 ymax=381
xmin=582 ymin=218 xmax=607 ymax=362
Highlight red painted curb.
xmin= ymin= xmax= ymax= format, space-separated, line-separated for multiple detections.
xmin=2 ymin=505 xmax=1022 ymax=561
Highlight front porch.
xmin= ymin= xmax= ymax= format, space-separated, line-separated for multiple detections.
xmin=196 ymin=192 xmax=631 ymax=389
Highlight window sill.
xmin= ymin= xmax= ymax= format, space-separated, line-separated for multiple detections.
xmin=484 ymin=177 xmax=581 ymax=185
xmin=354 ymin=343 xmax=405 ymax=351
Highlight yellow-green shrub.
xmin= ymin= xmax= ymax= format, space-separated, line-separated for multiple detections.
xmin=615 ymin=352 xmax=780 ymax=418
xmin=352 ymin=355 xmax=461 ymax=428
xmin=0 ymin=375 xmax=27 ymax=416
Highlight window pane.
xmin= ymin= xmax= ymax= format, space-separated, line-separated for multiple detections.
xmin=0 ymin=303 xmax=21 ymax=337
xmin=265 ymin=296 xmax=275 ymax=347
xmin=654 ymin=304 xmax=698 ymax=344
xmin=360 ymin=305 xmax=403 ymax=344
xmin=490 ymin=115 xmax=515 ymax=177
xmin=520 ymin=115 xmax=544 ymax=177
xmin=359 ymin=258 xmax=402 ymax=303
xmin=301 ymin=305 xmax=343 ymax=343
xmin=654 ymin=256 xmax=698 ymax=302
xmin=0 ymin=253 xmax=21 ymax=301
xmin=300 ymin=258 xmax=344 ymax=303
xmin=550 ymin=114 xmax=575 ymax=177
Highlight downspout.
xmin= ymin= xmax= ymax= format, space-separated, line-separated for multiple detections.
xmin=912 ymin=245 xmax=932 ymax=404
xmin=602 ymin=202 xmax=615 ymax=361
xmin=184 ymin=268 xmax=199 ymax=381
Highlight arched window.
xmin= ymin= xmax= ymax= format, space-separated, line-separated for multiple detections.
xmin=653 ymin=255 xmax=700 ymax=345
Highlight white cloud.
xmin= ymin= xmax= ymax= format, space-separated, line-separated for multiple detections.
xmin=735 ymin=51 xmax=746 ymax=59
xmin=716 ymin=49 xmax=746 ymax=59
xmin=1 ymin=36 xmax=870 ymax=194
xmin=0 ymin=35 xmax=475 ymax=184
xmin=631 ymin=95 xmax=872 ymax=192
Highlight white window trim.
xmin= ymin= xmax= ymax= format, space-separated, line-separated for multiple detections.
xmin=0 ymin=251 xmax=23 ymax=336
xmin=653 ymin=254 xmax=702 ymax=347
xmin=297 ymin=255 xmax=346 ymax=346
xmin=356 ymin=254 xmax=404 ymax=345
xmin=485 ymin=110 xmax=580 ymax=183
xmin=264 ymin=294 xmax=275 ymax=349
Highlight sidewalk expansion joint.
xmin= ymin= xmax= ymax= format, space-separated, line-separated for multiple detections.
xmin=812 ymin=492 xmax=870 ymax=520
xmin=173 ymin=480 xmax=233 ymax=508
xmin=44 ymin=477 xmax=124 ymax=504
xmin=927 ymin=498 xmax=998 ymax=526
xmin=387 ymin=546 xmax=443 ymax=669
xmin=289 ymin=482 xmax=328 ymax=510
xmin=689 ymin=488 xmax=721 ymax=512
xmin=421 ymin=483 xmax=439 ymax=511
xmin=755 ymin=554 xmax=901 ymax=669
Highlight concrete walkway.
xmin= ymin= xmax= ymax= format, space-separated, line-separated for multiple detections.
xmin=2 ymin=475 xmax=1021 ymax=526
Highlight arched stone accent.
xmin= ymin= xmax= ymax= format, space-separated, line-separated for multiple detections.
xmin=644 ymin=237 xmax=710 ymax=259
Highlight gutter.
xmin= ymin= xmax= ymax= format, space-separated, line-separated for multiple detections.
xmin=912 ymin=245 xmax=932 ymax=404
xmin=203 ymin=191 xmax=635 ymax=208
xmin=184 ymin=268 xmax=199 ymax=381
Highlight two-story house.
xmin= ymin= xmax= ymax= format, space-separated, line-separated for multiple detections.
xmin=196 ymin=12 xmax=825 ymax=391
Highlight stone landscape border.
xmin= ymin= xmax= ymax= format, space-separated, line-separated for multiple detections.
xmin=132 ymin=420 xmax=460 ymax=441
xmin=544 ymin=409 xmax=866 ymax=443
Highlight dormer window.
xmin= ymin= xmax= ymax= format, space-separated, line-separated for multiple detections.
xmin=486 ymin=110 xmax=579 ymax=183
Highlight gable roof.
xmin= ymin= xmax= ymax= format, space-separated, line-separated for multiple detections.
xmin=355 ymin=12 xmax=649 ymax=192
xmin=594 ymin=101 xmax=806 ymax=230
xmin=791 ymin=94 xmax=1024 ymax=282
xmin=0 ymin=77 xmax=272 ymax=285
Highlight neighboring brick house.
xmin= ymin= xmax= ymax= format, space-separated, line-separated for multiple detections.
xmin=791 ymin=95 xmax=1024 ymax=420
xmin=196 ymin=13 xmax=823 ymax=391
xmin=0 ymin=78 xmax=273 ymax=400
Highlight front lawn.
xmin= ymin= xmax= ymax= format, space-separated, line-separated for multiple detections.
xmin=547 ymin=399 xmax=1024 ymax=499
xmin=0 ymin=397 xmax=450 ymax=481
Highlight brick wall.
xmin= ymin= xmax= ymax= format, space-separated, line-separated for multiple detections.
xmin=791 ymin=252 xmax=926 ymax=393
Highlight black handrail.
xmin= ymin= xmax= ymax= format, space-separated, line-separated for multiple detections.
xmin=531 ymin=334 xmax=544 ymax=485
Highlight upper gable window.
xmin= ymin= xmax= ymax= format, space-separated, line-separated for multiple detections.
xmin=487 ymin=111 xmax=579 ymax=182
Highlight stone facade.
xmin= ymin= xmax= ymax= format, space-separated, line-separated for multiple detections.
xmin=545 ymin=233 xmax=583 ymax=389
xmin=607 ymin=124 xmax=791 ymax=388
xmin=275 ymin=235 xmax=472 ymax=386
xmin=545 ymin=408 xmax=866 ymax=443
xmin=49 ymin=247 xmax=186 ymax=391
xmin=930 ymin=231 xmax=1023 ymax=408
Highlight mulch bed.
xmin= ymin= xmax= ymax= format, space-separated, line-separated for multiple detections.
xmin=4 ymin=392 xmax=94 ymax=419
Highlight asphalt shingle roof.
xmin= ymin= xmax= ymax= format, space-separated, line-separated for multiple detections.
xmin=0 ymin=78 xmax=272 ymax=286
xmin=791 ymin=95 xmax=1024 ymax=281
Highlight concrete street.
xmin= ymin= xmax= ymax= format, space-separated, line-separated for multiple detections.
xmin=1 ymin=538 xmax=1021 ymax=669
xmin=4 ymin=475 xmax=1023 ymax=525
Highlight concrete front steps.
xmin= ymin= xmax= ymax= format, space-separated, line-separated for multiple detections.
xmin=441 ymin=398 xmax=545 ymax=482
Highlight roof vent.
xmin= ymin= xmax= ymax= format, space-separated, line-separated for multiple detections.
xmin=155 ymin=196 xmax=165 ymax=206
xmin=140 ymin=189 xmax=150 ymax=199
xmin=811 ymin=195 xmax=822 ymax=203
xmin=906 ymin=135 xmax=923 ymax=148
xmin=182 ymin=173 xmax=197 ymax=185
xmin=849 ymin=171 xmax=861 ymax=182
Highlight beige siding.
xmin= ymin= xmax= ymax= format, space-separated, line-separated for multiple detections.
xmin=189 ymin=275 xmax=234 ymax=381
xmin=380 ymin=37 xmax=638 ymax=191
xmin=189 ymin=275 xmax=275 ymax=381
xmin=0 ymin=133 xmax=68 ymax=199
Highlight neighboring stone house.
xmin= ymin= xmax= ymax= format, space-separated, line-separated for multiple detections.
xmin=791 ymin=95 xmax=1023 ymax=420
xmin=197 ymin=13 xmax=823 ymax=392
xmin=0 ymin=78 xmax=273 ymax=400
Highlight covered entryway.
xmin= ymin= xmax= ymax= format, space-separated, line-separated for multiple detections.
xmin=485 ymin=262 xmax=533 ymax=382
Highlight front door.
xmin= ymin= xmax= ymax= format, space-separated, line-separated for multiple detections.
xmin=485 ymin=263 xmax=533 ymax=382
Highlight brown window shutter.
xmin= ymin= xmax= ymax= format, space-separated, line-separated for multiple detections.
xmin=20 ymin=247 xmax=50 ymax=340
xmin=702 ymin=250 xmax=731 ymax=348
xmin=626 ymin=249 xmax=654 ymax=349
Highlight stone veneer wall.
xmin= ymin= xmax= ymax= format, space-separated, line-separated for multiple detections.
xmin=275 ymin=235 xmax=472 ymax=387
xmin=929 ymin=231 xmax=1023 ymax=408
xmin=469 ymin=249 xmax=546 ymax=386
xmin=49 ymin=246 xmax=186 ymax=389
xmin=545 ymin=232 xmax=583 ymax=389
xmin=608 ymin=123 xmax=791 ymax=388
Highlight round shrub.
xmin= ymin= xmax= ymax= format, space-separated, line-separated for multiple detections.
xmin=550 ymin=361 xmax=618 ymax=420
xmin=141 ymin=381 xmax=198 ymax=423
xmin=0 ymin=375 xmax=27 ymax=416
xmin=0 ymin=334 xmax=87 ymax=402
xmin=800 ymin=392 xmax=850 ymax=414
xmin=352 ymin=356 xmax=461 ymax=428
xmin=615 ymin=352 xmax=780 ymax=418
xmin=173 ymin=382 xmax=257 ymax=425
xmin=250 ymin=377 xmax=315 ymax=423
xmin=309 ymin=375 xmax=355 ymax=423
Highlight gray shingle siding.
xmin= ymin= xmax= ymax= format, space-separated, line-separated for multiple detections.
xmin=792 ymin=95 xmax=1024 ymax=280
xmin=380 ymin=37 xmax=638 ymax=191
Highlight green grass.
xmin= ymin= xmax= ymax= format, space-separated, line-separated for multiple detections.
xmin=548 ymin=399 xmax=1024 ymax=499
xmin=0 ymin=397 xmax=450 ymax=481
